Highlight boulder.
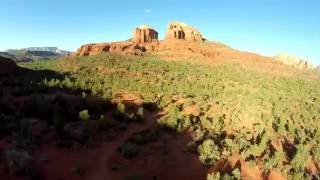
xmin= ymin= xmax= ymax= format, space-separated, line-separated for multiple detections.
xmin=165 ymin=22 xmax=205 ymax=42
xmin=133 ymin=25 xmax=158 ymax=43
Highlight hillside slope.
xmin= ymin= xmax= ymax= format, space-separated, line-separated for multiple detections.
xmin=0 ymin=56 xmax=19 ymax=75
xmin=3 ymin=47 xmax=71 ymax=62
xmin=14 ymin=53 xmax=320 ymax=179
xmin=72 ymin=21 xmax=315 ymax=70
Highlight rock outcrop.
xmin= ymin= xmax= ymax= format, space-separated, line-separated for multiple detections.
xmin=71 ymin=21 xmax=273 ymax=65
xmin=73 ymin=41 xmax=148 ymax=56
xmin=72 ymin=25 xmax=160 ymax=57
xmin=0 ymin=56 xmax=19 ymax=75
xmin=165 ymin=22 xmax=205 ymax=42
xmin=133 ymin=25 xmax=158 ymax=43
xmin=274 ymin=54 xmax=314 ymax=69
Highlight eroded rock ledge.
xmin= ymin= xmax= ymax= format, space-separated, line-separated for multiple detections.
xmin=72 ymin=21 xmax=208 ymax=57
xmin=71 ymin=21 xmax=273 ymax=64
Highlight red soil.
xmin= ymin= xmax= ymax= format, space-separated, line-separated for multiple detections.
xmin=0 ymin=105 xmax=207 ymax=180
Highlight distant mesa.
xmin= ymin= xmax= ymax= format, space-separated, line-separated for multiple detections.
xmin=23 ymin=47 xmax=71 ymax=56
xmin=2 ymin=47 xmax=71 ymax=62
xmin=165 ymin=22 xmax=205 ymax=42
xmin=7 ymin=47 xmax=71 ymax=56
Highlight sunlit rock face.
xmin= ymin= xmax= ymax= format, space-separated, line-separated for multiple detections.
xmin=165 ymin=22 xmax=205 ymax=42
xmin=133 ymin=25 xmax=158 ymax=43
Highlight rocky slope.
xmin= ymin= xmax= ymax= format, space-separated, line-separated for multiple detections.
xmin=72 ymin=21 xmax=316 ymax=70
xmin=72 ymin=22 xmax=272 ymax=62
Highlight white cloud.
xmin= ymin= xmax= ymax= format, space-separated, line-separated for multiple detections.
xmin=145 ymin=9 xmax=151 ymax=13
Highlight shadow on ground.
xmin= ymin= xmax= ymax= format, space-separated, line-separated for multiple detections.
xmin=0 ymin=66 xmax=207 ymax=180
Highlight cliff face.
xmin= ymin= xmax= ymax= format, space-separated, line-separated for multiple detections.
xmin=133 ymin=25 xmax=158 ymax=43
xmin=72 ymin=22 xmax=207 ymax=57
xmin=73 ymin=41 xmax=153 ymax=57
xmin=71 ymin=22 xmax=272 ymax=63
xmin=70 ymin=22 xmax=277 ymax=66
xmin=165 ymin=22 xmax=205 ymax=42
xmin=72 ymin=24 xmax=160 ymax=57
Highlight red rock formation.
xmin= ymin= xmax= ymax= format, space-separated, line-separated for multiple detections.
xmin=133 ymin=25 xmax=158 ymax=43
xmin=71 ymin=21 xmax=274 ymax=65
xmin=71 ymin=25 xmax=159 ymax=57
xmin=73 ymin=41 xmax=150 ymax=57
xmin=165 ymin=22 xmax=205 ymax=42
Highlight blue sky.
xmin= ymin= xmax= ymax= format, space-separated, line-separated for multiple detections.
xmin=0 ymin=0 xmax=319 ymax=65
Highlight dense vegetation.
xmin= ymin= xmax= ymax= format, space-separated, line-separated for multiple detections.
xmin=20 ymin=53 xmax=320 ymax=179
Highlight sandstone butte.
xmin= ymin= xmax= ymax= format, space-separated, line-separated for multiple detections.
xmin=165 ymin=21 xmax=205 ymax=42
xmin=71 ymin=21 xmax=312 ymax=69
xmin=133 ymin=25 xmax=158 ymax=44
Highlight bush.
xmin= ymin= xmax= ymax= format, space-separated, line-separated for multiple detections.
xmin=79 ymin=110 xmax=90 ymax=122
xmin=159 ymin=105 xmax=181 ymax=129
xmin=136 ymin=107 xmax=144 ymax=121
xmin=207 ymin=172 xmax=220 ymax=180
xmin=112 ymin=102 xmax=126 ymax=121
xmin=198 ymin=139 xmax=220 ymax=166
xmin=79 ymin=110 xmax=91 ymax=140
xmin=79 ymin=110 xmax=90 ymax=128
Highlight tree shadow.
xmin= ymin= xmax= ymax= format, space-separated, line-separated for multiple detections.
xmin=0 ymin=65 xmax=207 ymax=180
